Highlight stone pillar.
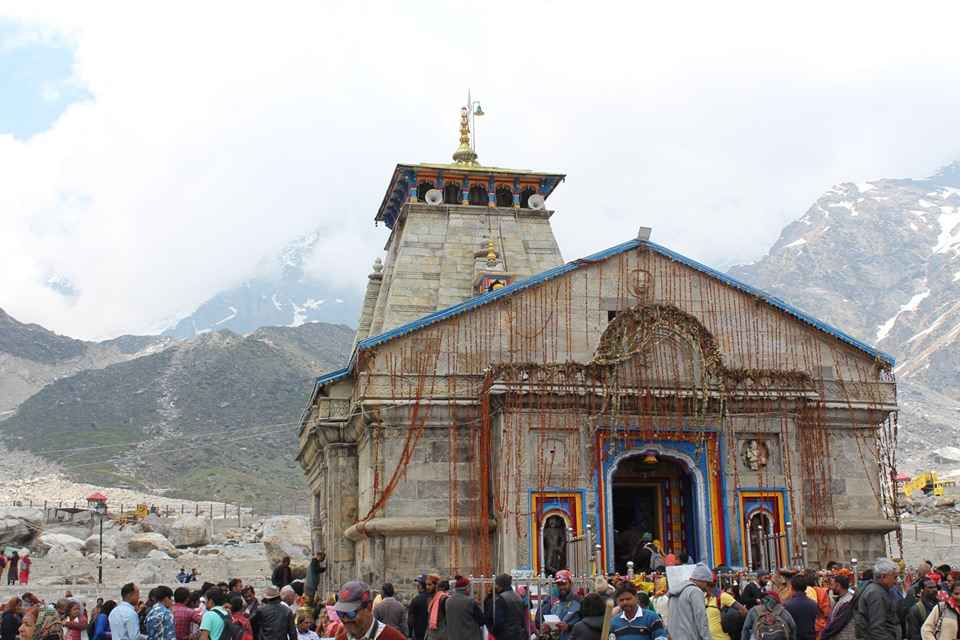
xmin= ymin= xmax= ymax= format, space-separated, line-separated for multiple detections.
xmin=325 ymin=442 xmax=358 ymax=589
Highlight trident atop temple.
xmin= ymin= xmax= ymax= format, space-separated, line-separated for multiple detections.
xmin=452 ymin=90 xmax=483 ymax=165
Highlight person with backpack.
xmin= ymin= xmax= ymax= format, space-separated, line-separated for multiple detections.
xmin=199 ymin=589 xmax=232 ymax=640
xmin=920 ymin=579 xmax=960 ymax=640
xmin=228 ymin=596 xmax=253 ymax=640
xmin=782 ymin=576 xmax=817 ymax=640
xmin=706 ymin=581 xmax=746 ymax=640
xmin=667 ymin=563 xmax=713 ymax=640
xmin=145 ymin=587 xmax=176 ymax=640
xmin=906 ymin=578 xmax=941 ymax=640
xmin=740 ymin=591 xmax=796 ymax=640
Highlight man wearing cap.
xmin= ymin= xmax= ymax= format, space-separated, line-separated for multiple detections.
xmin=443 ymin=576 xmax=483 ymax=640
xmin=666 ymin=563 xmax=712 ymax=640
xmin=407 ymin=576 xmax=430 ymax=640
xmin=333 ymin=581 xmax=405 ymax=640
xmin=249 ymin=587 xmax=295 ymax=640
xmin=537 ymin=569 xmax=581 ymax=640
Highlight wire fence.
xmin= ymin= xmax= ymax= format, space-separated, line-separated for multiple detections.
xmin=0 ymin=499 xmax=304 ymax=520
xmin=885 ymin=518 xmax=960 ymax=566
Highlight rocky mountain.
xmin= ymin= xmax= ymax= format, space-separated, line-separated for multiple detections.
xmin=731 ymin=161 xmax=960 ymax=471
xmin=163 ymin=230 xmax=362 ymax=339
xmin=0 ymin=308 xmax=174 ymax=416
xmin=1 ymin=321 xmax=354 ymax=509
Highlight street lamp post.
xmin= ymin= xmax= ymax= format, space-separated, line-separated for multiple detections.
xmin=465 ymin=90 xmax=484 ymax=153
xmin=87 ymin=492 xmax=108 ymax=585
xmin=97 ymin=508 xmax=104 ymax=584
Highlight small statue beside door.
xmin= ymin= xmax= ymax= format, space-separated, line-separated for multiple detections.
xmin=542 ymin=515 xmax=567 ymax=576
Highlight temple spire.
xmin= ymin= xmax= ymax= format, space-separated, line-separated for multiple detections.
xmin=452 ymin=106 xmax=479 ymax=166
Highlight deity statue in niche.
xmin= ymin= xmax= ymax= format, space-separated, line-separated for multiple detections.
xmin=542 ymin=515 xmax=567 ymax=576
xmin=743 ymin=439 xmax=770 ymax=471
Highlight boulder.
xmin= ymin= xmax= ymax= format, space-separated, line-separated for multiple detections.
xmin=167 ymin=516 xmax=210 ymax=547
xmin=147 ymin=549 xmax=172 ymax=560
xmin=222 ymin=542 xmax=267 ymax=560
xmin=139 ymin=514 xmax=167 ymax=534
xmin=0 ymin=507 xmax=43 ymax=548
xmin=83 ymin=534 xmax=103 ymax=556
xmin=936 ymin=496 xmax=957 ymax=508
xmin=261 ymin=516 xmax=311 ymax=574
xmin=197 ymin=547 xmax=222 ymax=556
xmin=0 ymin=506 xmax=43 ymax=524
xmin=46 ymin=548 xmax=84 ymax=560
xmin=126 ymin=532 xmax=178 ymax=559
xmin=109 ymin=527 xmax=140 ymax=558
xmin=44 ymin=525 xmax=92 ymax=541
xmin=131 ymin=558 xmax=167 ymax=584
xmin=0 ymin=517 xmax=34 ymax=548
xmin=37 ymin=532 xmax=86 ymax=556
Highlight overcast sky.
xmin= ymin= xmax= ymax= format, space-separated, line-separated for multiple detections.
xmin=2 ymin=2 xmax=960 ymax=340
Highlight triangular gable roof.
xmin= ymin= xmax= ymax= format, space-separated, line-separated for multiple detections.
xmin=313 ymin=238 xmax=895 ymax=390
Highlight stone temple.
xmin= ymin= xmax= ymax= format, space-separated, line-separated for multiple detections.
xmin=297 ymin=108 xmax=899 ymax=587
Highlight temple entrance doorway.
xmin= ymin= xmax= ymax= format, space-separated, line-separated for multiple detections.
xmin=612 ymin=452 xmax=697 ymax=574
xmin=747 ymin=511 xmax=775 ymax=572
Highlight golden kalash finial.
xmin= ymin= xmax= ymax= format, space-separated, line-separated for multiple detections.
xmin=486 ymin=239 xmax=498 ymax=265
xmin=453 ymin=107 xmax=479 ymax=165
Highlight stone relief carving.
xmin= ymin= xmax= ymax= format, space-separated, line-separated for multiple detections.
xmin=742 ymin=439 xmax=770 ymax=471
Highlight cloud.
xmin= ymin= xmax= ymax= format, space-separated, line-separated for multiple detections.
xmin=1 ymin=2 xmax=960 ymax=340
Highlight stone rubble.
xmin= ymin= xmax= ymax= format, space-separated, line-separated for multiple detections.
xmin=0 ymin=504 xmax=312 ymax=592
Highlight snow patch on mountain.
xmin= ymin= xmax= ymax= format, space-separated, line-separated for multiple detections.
xmin=215 ymin=306 xmax=238 ymax=325
xmin=877 ymin=289 xmax=930 ymax=341
xmin=730 ymin=162 xmax=960 ymax=471
xmin=164 ymin=229 xmax=361 ymax=338
xmin=934 ymin=208 xmax=960 ymax=254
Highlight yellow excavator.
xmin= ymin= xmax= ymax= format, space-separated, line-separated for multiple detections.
xmin=901 ymin=471 xmax=951 ymax=497
xmin=113 ymin=503 xmax=150 ymax=525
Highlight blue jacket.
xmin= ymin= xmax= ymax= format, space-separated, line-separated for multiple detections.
xmin=609 ymin=609 xmax=667 ymax=640
xmin=538 ymin=592 xmax=582 ymax=640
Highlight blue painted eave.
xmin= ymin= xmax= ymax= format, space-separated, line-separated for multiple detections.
xmin=313 ymin=238 xmax=895 ymax=390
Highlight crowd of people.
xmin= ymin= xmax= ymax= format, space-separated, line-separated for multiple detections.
xmin=333 ymin=558 xmax=960 ymax=640
xmin=0 ymin=551 xmax=31 ymax=586
xmin=0 ymin=556 xmax=957 ymax=640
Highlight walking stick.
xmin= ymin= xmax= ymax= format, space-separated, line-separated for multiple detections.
xmin=599 ymin=599 xmax=614 ymax=640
